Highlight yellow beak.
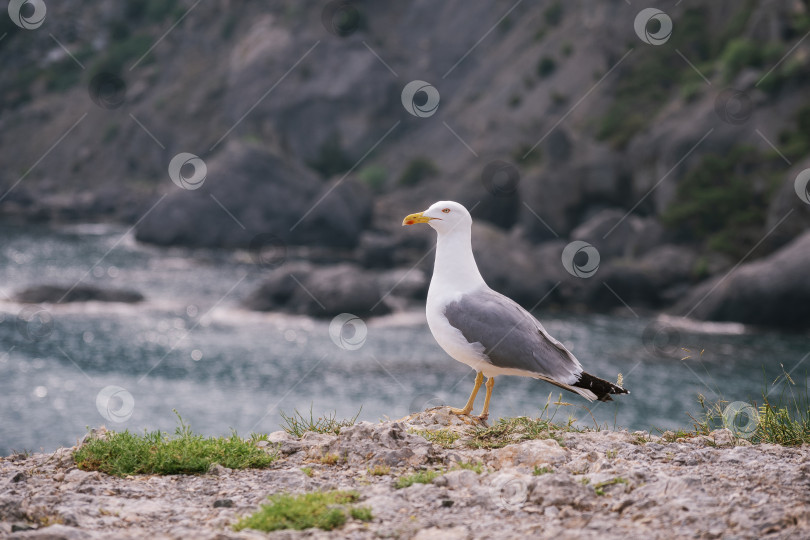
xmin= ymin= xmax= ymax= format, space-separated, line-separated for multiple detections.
xmin=402 ymin=211 xmax=432 ymax=226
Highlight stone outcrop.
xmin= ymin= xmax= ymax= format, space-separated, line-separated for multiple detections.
xmin=671 ymin=231 xmax=810 ymax=328
xmin=1 ymin=409 xmax=808 ymax=539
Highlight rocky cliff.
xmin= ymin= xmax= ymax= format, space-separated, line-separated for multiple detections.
xmin=2 ymin=0 xmax=810 ymax=326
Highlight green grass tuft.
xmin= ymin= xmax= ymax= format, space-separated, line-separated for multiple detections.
xmin=688 ymin=367 xmax=810 ymax=446
xmin=280 ymin=405 xmax=361 ymax=437
xmin=395 ymin=468 xmax=443 ymax=489
xmin=466 ymin=416 xmax=573 ymax=449
xmin=533 ymin=466 xmax=553 ymax=475
xmin=464 ymin=395 xmax=592 ymax=449
xmin=320 ymin=453 xmax=340 ymax=466
xmin=233 ymin=490 xmax=368 ymax=532
xmin=409 ymin=428 xmax=460 ymax=449
xmin=73 ymin=411 xmax=276 ymax=476
xmin=350 ymin=506 xmax=373 ymax=522
xmin=452 ymin=460 xmax=485 ymax=474
xmin=368 ymin=464 xmax=390 ymax=476
xmin=594 ymin=477 xmax=628 ymax=496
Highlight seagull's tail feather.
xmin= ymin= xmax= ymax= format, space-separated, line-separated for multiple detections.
xmin=573 ymin=372 xmax=630 ymax=402
xmin=534 ymin=374 xmax=599 ymax=402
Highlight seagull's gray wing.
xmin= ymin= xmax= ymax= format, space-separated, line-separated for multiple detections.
xmin=442 ymin=287 xmax=582 ymax=384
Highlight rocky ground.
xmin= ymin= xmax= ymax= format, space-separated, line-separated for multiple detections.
xmin=1 ymin=408 xmax=808 ymax=539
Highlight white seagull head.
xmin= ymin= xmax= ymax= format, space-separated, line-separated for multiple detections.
xmin=402 ymin=200 xmax=471 ymax=235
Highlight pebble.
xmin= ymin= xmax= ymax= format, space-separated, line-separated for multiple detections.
xmin=711 ymin=428 xmax=735 ymax=446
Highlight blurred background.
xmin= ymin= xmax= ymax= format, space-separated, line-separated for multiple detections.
xmin=1 ymin=0 xmax=809 ymax=455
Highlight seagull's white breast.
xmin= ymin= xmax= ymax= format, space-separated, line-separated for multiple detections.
xmin=426 ymin=287 xmax=492 ymax=372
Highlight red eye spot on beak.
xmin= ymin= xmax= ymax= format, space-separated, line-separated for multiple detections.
xmin=405 ymin=220 xmax=414 ymax=225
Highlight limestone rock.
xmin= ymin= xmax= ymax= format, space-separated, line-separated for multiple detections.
xmin=413 ymin=526 xmax=470 ymax=540
xmin=493 ymin=439 xmax=569 ymax=469
xmin=321 ymin=421 xmax=439 ymax=467
xmin=2 ymin=407 xmax=808 ymax=538
xmin=711 ymin=428 xmax=735 ymax=447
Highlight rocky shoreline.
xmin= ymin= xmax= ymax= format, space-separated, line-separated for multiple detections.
xmin=5 ymin=0 xmax=810 ymax=332
xmin=1 ymin=408 xmax=808 ymax=539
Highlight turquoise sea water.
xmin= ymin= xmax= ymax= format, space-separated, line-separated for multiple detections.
xmin=1 ymin=223 xmax=808 ymax=456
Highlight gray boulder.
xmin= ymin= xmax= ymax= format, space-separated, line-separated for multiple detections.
xmin=519 ymin=145 xmax=631 ymax=242
xmin=15 ymin=285 xmax=143 ymax=304
xmin=471 ymin=223 xmax=567 ymax=308
xmin=671 ymin=231 xmax=810 ymax=327
xmin=764 ymin=159 xmax=810 ymax=252
xmin=355 ymin=230 xmax=429 ymax=268
xmin=321 ymin=421 xmax=439 ymax=467
xmin=578 ymin=262 xmax=661 ymax=311
xmin=134 ymin=141 xmax=372 ymax=249
xmin=558 ymin=245 xmax=702 ymax=311
xmin=570 ymin=208 xmax=663 ymax=260
xmin=636 ymin=245 xmax=700 ymax=289
xmin=243 ymin=262 xmax=391 ymax=317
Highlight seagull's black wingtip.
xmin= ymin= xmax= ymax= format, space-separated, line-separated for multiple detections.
xmin=574 ymin=372 xmax=629 ymax=402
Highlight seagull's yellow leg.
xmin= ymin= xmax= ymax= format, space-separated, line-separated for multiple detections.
xmin=476 ymin=377 xmax=496 ymax=420
xmin=449 ymin=371 xmax=484 ymax=416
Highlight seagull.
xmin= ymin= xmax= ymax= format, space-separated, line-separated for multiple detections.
xmin=403 ymin=201 xmax=628 ymax=420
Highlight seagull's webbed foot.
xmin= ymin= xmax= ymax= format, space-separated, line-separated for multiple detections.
xmin=449 ymin=406 xmax=473 ymax=416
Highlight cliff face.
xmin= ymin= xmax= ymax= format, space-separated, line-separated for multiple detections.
xmin=2 ymin=0 xmax=810 ymax=322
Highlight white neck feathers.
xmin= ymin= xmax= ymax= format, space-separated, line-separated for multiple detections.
xmin=429 ymin=225 xmax=485 ymax=295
